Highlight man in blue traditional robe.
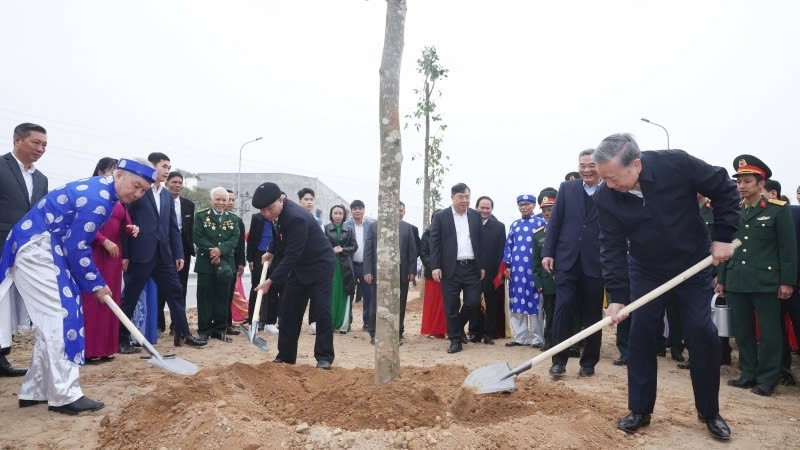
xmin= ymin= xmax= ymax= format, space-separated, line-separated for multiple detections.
xmin=0 ymin=159 xmax=155 ymax=415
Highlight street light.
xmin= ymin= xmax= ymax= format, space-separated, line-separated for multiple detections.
xmin=237 ymin=136 xmax=263 ymax=216
xmin=640 ymin=118 xmax=670 ymax=149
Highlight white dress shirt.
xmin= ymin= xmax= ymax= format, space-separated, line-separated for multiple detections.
xmin=152 ymin=184 xmax=164 ymax=214
xmin=583 ymin=181 xmax=598 ymax=196
xmin=11 ymin=152 xmax=35 ymax=202
xmin=173 ymin=196 xmax=182 ymax=230
xmin=452 ymin=208 xmax=475 ymax=260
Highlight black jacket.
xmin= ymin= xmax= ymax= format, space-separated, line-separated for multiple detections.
xmin=541 ymin=179 xmax=601 ymax=277
xmin=324 ymin=222 xmax=357 ymax=295
xmin=179 ymin=197 xmax=196 ymax=257
xmin=363 ymin=219 xmax=417 ymax=283
xmin=420 ymin=227 xmax=433 ymax=279
xmin=266 ymin=200 xmax=335 ymax=285
xmin=429 ymin=207 xmax=483 ymax=279
xmin=480 ymin=216 xmax=506 ymax=282
xmin=0 ymin=152 xmax=48 ymax=253
xmin=234 ymin=215 xmax=246 ymax=267
xmin=595 ymin=149 xmax=739 ymax=304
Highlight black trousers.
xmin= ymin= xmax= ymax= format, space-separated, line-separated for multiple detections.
xmin=441 ymin=261 xmax=482 ymax=343
xmin=122 ymin=252 xmax=190 ymax=339
xmin=469 ymin=278 xmax=501 ymax=339
xmin=399 ymin=269 xmax=410 ymax=337
xmin=627 ymin=265 xmax=719 ymax=418
xmin=276 ymin=272 xmax=334 ymax=364
xmin=542 ymin=293 xmax=556 ymax=347
xmin=158 ymin=254 xmax=191 ymax=332
xmin=552 ymin=265 xmax=603 ymax=367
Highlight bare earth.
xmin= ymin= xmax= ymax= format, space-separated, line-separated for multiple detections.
xmin=1 ymin=287 xmax=799 ymax=449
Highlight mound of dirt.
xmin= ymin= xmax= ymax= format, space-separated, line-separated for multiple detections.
xmin=99 ymin=363 xmax=625 ymax=449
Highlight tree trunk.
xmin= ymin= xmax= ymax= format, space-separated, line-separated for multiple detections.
xmin=375 ymin=0 xmax=406 ymax=385
xmin=422 ymin=80 xmax=432 ymax=230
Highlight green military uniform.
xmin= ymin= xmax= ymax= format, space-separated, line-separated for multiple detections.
xmin=533 ymin=189 xmax=557 ymax=349
xmin=718 ymin=155 xmax=798 ymax=391
xmin=193 ymin=207 xmax=241 ymax=338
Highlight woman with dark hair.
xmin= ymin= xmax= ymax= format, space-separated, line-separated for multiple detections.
xmin=81 ymin=158 xmax=139 ymax=361
xmin=325 ymin=204 xmax=357 ymax=333
xmin=420 ymin=209 xmax=447 ymax=337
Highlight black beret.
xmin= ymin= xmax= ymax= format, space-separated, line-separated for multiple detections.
xmin=252 ymin=182 xmax=282 ymax=209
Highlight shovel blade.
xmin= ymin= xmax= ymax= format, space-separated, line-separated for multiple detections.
xmin=463 ymin=362 xmax=517 ymax=394
xmin=240 ymin=323 xmax=269 ymax=352
xmin=144 ymin=355 xmax=198 ymax=376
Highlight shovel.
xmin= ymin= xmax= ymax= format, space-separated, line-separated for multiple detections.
xmin=102 ymin=295 xmax=198 ymax=376
xmin=239 ymin=260 xmax=270 ymax=352
xmin=464 ymin=239 xmax=741 ymax=394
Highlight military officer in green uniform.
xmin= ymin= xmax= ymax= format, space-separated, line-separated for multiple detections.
xmin=533 ymin=188 xmax=557 ymax=350
xmin=716 ymin=155 xmax=797 ymax=396
xmin=193 ymin=187 xmax=241 ymax=342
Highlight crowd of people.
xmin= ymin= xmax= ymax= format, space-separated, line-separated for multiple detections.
xmin=1 ymin=122 xmax=799 ymax=442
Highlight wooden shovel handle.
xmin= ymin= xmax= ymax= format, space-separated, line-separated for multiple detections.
xmin=512 ymin=239 xmax=741 ymax=374
xmin=102 ymin=294 xmax=165 ymax=362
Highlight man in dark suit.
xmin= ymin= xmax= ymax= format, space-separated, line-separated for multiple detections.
xmin=541 ymin=149 xmax=604 ymax=378
xmin=158 ymin=171 xmax=195 ymax=334
xmin=120 ymin=153 xmax=206 ymax=352
xmin=430 ymin=183 xmax=484 ymax=354
xmin=246 ymin=211 xmax=271 ymax=326
xmin=399 ymin=202 xmax=421 ymax=285
xmin=362 ymin=206 xmax=417 ymax=344
xmin=597 ymin=134 xmax=738 ymax=440
xmin=0 ymin=123 xmax=49 ymax=377
xmin=470 ymin=196 xmax=505 ymax=344
xmin=252 ymin=183 xmax=335 ymax=369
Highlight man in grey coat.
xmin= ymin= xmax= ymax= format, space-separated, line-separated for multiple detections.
xmin=363 ymin=204 xmax=418 ymax=344
xmin=0 ymin=123 xmax=49 ymax=377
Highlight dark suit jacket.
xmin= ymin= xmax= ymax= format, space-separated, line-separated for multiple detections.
xmin=267 ymin=200 xmax=334 ymax=286
xmin=247 ymin=213 xmax=267 ymax=263
xmin=594 ymin=149 xmax=739 ymax=304
xmin=541 ymin=179 xmax=601 ymax=277
xmin=362 ymin=219 xmax=417 ymax=282
xmin=0 ymin=152 xmax=48 ymax=253
xmin=480 ymin=217 xmax=506 ymax=281
xmin=122 ymin=186 xmax=184 ymax=263
xmin=791 ymin=205 xmax=800 ymax=281
xmin=420 ymin=227 xmax=433 ymax=279
xmin=410 ymin=223 xmax=421 ymax=263
xmin=234 ymin=215 xmax=246 ymax=268
xmin=178 ymin=196 xmax=195 ymax=258
xmin=429 ymin=207 xmax=483 ymax=279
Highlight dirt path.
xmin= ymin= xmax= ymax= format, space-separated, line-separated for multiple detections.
xmin=1 ymin=291 xmax=798 ymax=449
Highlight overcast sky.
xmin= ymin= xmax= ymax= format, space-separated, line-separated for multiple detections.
xmin=2 ymin=1 xmax=798 ymax=227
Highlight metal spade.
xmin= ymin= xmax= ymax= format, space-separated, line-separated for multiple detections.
xmin=103 ymin=295 xmax=198 ymax=376
xmin=240 ymin=260 xmax=269 ymax=352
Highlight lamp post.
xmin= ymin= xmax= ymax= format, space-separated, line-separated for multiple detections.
xmin=237 ymin=137 xmax=263 ymax=216
xmin=640 ymin=118 xmax=669 ymax=149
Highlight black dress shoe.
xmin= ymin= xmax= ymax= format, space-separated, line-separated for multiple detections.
xmin=370 ymin=337 xmax=375 ymax=345
xmin=656 ymin=349 xmax=667 ymax=357
xmin=118 ymin=342 xmax=141 ymax=354
xmin=316 ymin=360 xmax=332 ymax=370
xmin=174 ymin=334 xmax=207 ymax=347
xmin=612 ymin=356 xmax=627 ymax=366
xmin=549 ymin=364 xmax=566 ymax=377
xmin=460 ymin=335 xmax=469 ymax=345
xmin=578 ymin=366 xmax=595 ymax=377
xmin=226 ymin=326 xmax=241 ymax=336
xmin=272 ymin=357 xmax=284 ymax=363
xmin=483 ymin=336 xmax=495 ymax=345
xmin=531 ymin=342 xmax=544 ymax=349
xmin=19 ymin=399 xmax=47 ymax=408
xmin=468 ymin=334 xmax=482 ymax=344
xmin=0 ymin=356 xmax=27 ymax=377
xmin=677 ymin=359 xmax=690 ymax=370
xmin=48 ymin=396 xmax=105 ymax=415
xmin=504 ymin=341 xmax=523 ymax=347
xmin=778 ymin=368 xmax=797 ymax=386
xmin=210 ymin=331 xmax=232 ymax=343
xmin=727 ymin=377 xmax=756 ymax=389
xmin=447 ymin=341 xmax=463 ymax=354
xmin=751 ymin=384 xmax=775 ymax=396
xmin=618 ymin=413 xmax=651 ymax=433
xmin=698 ymin=413 xmax=731 ymax=440
xmin=671 ymin=349 xmax=685 ymax=362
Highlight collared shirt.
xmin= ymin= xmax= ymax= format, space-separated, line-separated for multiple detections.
xmin=152 ymin=184 xmax=164 ymax=213
xmin=452 ymin=207 xmax=475 ymax=260
xmin=583 ymin=181 xmax=598 ymax=196
xmin=628 ymin=189 xmax=644 ymax=199
xmin=11 ymin=152 xmax=35 ymax=202
xmin=352 ymin=221 xmax=365 ymax=263
xmin=173 ymin=196 xmax=182 ymax=230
